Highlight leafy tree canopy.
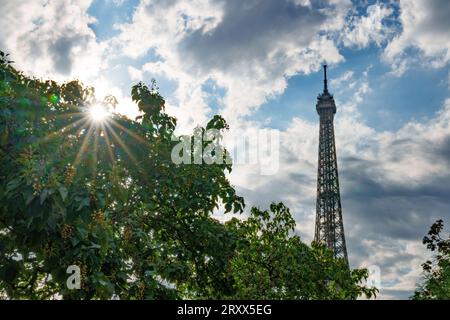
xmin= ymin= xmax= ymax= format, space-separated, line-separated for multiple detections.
xmin=227 ymin=202 xmax=377 ymax=299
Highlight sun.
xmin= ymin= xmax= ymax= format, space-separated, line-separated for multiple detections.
xmin=88 ymin=104 xmax=110 ymax=123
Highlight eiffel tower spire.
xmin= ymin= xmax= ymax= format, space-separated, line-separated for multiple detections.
xmin=323 ymin=64 xmax=328 ymax=93
xmin=314 ymin=65 xmax=348 ymax=265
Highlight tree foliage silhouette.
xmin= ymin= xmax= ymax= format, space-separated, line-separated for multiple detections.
xmin=413 ymin=219 xmax=450 ymax=299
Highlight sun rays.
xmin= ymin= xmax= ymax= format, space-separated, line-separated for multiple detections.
xmin=35 ymin=100 xmax=147 ymax=176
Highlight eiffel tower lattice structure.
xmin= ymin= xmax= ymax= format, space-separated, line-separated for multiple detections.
xmin=314 ymin=65 xmax=349 ymax=265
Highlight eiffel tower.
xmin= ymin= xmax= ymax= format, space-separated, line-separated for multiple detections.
xmin=314 ymin=65 xmax=348 ymax=265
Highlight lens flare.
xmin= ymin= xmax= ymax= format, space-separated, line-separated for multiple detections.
xmin=89 ymin=104 xmax=110 ymax=123
xmin=49 ymin=94 xmax=59 ymax=104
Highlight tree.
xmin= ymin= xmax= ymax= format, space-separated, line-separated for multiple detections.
xmin=412 ymin=219 xmax=450 ymax=299
xmin=226 ymin=202 xmax=378 ymax=299
xmin=0 ymin=51 xmax=243 ymax=299
xmin=0 ymin=50 xmax=376 ymax=299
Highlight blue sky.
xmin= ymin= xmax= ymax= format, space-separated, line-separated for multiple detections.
xmin=1 ymin=0 xmax=450 ymax=299
xmin=252 ymin=45 xmax=449 ymax=131
xmin=87 ymin=0 xmax=140 ymax=40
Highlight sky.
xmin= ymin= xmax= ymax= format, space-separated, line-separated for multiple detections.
xmin=1 ymin=0 xmax=450 ymax=299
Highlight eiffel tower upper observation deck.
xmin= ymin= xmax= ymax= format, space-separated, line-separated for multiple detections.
xmin=314 ymin=65 xmax=348 ymax=265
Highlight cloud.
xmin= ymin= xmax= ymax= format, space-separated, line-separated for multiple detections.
xmin=335 ymin=97 xmax=450 ymax=296
xmin=177 ymin=1 xmax=325 ymax=72
xmin=110 ymin=0 xmax=125 ymax=5
xmin=349 ymin=238 xmax=429 ymax=299
xmin=383 ymin=0 xmax=450 ymax=75
xmin=341 ymin=2 xmax=395 ymax=49
xmin=330 ymin=70 xmax=355 ymax=89
xmin=128 ymin=65 xmax=143 ymax=81
xmin=115 ymin=0 xmax=351 ymax=130
xmin=0 ymin=0 xmax=106 ymax=83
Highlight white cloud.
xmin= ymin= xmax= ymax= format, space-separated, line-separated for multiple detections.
xmin=110 ymin=0 xmax=125 ymax=5
xmin=330 ymin=70 xmax=354 ymax=89
xmin=127 ymin=65 xmax=143 ymax=81
xmin=352 ymin=239 xmax=429 ymax=300
xmin=341 ymin=3 xmax=394 ymax=48
xmin=383 ymin=0 xmax=450 ymax=75
xmin=0 ymin=0 xmax=107 ymax=83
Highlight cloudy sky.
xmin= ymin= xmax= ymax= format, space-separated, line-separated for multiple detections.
xmin=2 ymin=0 xmax=450 ymax=299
